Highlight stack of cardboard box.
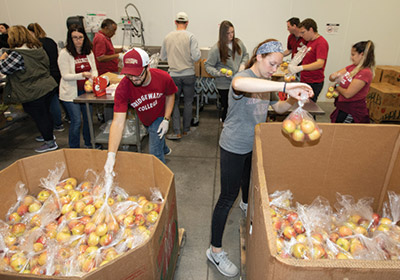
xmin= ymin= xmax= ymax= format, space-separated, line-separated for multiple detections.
xmin=367 ymin=65 xmax=400 ymax=123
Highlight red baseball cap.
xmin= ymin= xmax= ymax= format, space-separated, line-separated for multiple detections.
xmin=120 ymin=48 xmax=150 ymax=76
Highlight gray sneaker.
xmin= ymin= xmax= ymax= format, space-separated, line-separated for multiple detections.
xmin=54 ymin=124 xmax=65 ymax=132
xmin=35 ymin=141 xmax=58 ymax=153
xmin=206 ymin=246 xmax=239 ymax=277
xmin=165 ymin=147 xmax=172 ymax=156
xmin=239 ymin=200 xmax=248 ymax=217
xmin=35 ymin=135 xmax=56 ymax=142
xmin=166 ymin=134 xmax=182 ymax=140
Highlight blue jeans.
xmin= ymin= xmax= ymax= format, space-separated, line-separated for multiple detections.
xmin=49 ymin=86 xmax=63 ymax=127
xmin=171 ymin=75 xmax=196 ymax=134
xmin=146 ymin=117 xmax=170 ymax=164
xmin=62 ymin=99 xmax=92 ymax=148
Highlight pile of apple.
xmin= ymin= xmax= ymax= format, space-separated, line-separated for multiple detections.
xmin=326 ymin=85 xmax=339 ymax=99
xmin=220 ymin=68 xmax=233 ymax=77
xmin=282 ymin=112 xmax=321 ymax=142
xmin=284 ymin=73 xmax=296 ymax=83
xmin=0 ymin=177 xmax=163 ymax=276
xmin=270 ymin=191 xmax=400 ymax=260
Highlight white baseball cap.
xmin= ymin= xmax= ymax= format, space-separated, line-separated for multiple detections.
xmin=175 ymin=12 xmax=188 ymax=22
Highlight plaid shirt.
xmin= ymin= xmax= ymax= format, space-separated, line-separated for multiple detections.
xmin=0 ymin=51 xmax=25 ymax=75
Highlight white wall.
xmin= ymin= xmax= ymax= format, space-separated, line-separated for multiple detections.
xmin=1 ymin=0 xmax=400 ymax=101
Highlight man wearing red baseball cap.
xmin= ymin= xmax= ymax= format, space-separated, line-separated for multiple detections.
xmin=104 ymin=48 xmax=177 ymax=170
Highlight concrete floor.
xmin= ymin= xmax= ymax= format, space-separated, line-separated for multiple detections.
xmin=0 ymin=100 xmax=334 ymax=279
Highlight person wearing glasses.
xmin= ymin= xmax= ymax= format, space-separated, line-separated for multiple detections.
xmin=58 ymin=24 xmax=98 ymax=148
xmin=103 ymin=48 xmax=177 ymax=173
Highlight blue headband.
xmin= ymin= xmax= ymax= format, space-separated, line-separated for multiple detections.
xmin=256 ymin=41 xmax=284 ymax=55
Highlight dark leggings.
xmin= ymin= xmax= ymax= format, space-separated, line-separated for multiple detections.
xmin=22 ymin=91 xmax=54 ymax=141
xmin=307 ymin=82 xmax=324 ymax=103
xmin=218 ymin=89 xmax=229 ymax=122
xmin=335 ymin=110 xmax=355 ymax=123
xmin=211 ymin=147 xmax=252 ymax=248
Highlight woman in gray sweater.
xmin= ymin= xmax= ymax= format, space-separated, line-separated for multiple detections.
xmin=205 ymin=20 xmax=249 ymax=122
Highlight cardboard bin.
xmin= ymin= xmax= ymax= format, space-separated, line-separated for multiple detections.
xmin=367 ymin=83 xmax=400 ymax=123
xmin=0 ymin=149 xmax=179 ymax=280
xmin=373 ymin=65 xmax=399 ymax=83
xmin=246 ymin=123 xmax=400 ymax=280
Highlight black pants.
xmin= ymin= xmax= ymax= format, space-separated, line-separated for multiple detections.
xmin=211 ymin=147 xmax=252 ymax=248
xmin=218 ymin=88 xmax=229 ymax=122
xmin=22 ymin=91 xmax=54 ymax=141
xmin=335 ymin=110 xmax=354 ymax=123
xmin=307 ymin=82 xmax=324 ymax=103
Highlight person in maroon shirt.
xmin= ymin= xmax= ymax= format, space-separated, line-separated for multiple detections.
xmin=289 ymin=18 xmax=329 ymax=102
xmin=92 ymin=18 xmax=123 ymax=75
xmin=283 ymin=17 xmax=306 ymax=59
xmin=329 ymin=41 xmax=375 ymax=123
xmin=104 ymin=48 xmax=177 ymax=172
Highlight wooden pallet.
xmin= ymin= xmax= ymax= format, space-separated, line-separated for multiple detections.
xmin=240 ymin=218 xmax=247 ymax=280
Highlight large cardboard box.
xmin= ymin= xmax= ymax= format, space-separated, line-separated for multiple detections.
xmin=246 ymin=123 xmax=400 ymax=280
xmin=0 ymin=149 xmax=180 ymax=280
xmin=367 ymin=83 xmax=400 ymax=122
xmin=381 ymin=67 xmax=400 ymax=87
xmin=373 ymin=66 xmax=395 ymax=83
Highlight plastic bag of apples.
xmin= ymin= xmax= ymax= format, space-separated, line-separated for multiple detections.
xmin=269 ymin=190 xmax=400 ymax=260
xmin=0 ymin=163 xmax=163 ymax=276
xmin=281 ymin=101 xmax=322 ymax=143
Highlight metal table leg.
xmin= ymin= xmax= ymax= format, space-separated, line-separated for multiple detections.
xmin=134 ymin=111 xmax=141 ymax=152
xmin=85 ymin=103 xmax=95 ymax=149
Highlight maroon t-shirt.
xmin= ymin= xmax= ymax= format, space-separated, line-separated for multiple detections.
xmin=114 ymin=69 xmax=178 ymax=126
xmin=287 ymin=34 xmax=306 ymax=58
xmin=300 ymin=36 xmax=329 ymax=84
xmin=74 ymin=54 xmax=91 ymax=91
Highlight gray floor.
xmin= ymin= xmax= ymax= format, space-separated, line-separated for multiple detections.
xmin=0 ymin=100 xmax=334 ymax=279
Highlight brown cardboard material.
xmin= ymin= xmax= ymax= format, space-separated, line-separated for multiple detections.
xmin=367 ymin=83 xmax=400 ymax=122
xmin=0 ymin=149 xmax=179 ymax=280
xmin=373 ymin=65 xmax=400 ymax=83
xmin=246 ymin=123 xmax=400 ymax=280
xmin=200 ymin=59 xmax=214 ymax=78
xmin=381 ymin=68 xmax=400 ymax=87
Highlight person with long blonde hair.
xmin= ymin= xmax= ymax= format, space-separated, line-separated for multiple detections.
xmin=329 ymin=40 xmax=375 ymax=123
xmin=0 ymin=25 xmax=58 ymax=152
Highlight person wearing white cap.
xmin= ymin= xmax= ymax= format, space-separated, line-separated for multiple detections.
xmin=160 ymin=11 xmax=201 ymax=140
xmin=103 ymin=48 xmax=177 ymax=170
xmin=206 ymin=39 xmax=313 ymax=278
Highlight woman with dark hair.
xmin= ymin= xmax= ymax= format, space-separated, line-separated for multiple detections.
xmin=329 ymin=40 xmax=375 ymax=123
xmin=0 ymin=23 xmax=9 ymax=48
xmin=205 ymin=20 xmax=249 ymax=122
xmin=0 ymin=25 xmax=58 ymax=152
xmin=27 ymin=22 xmax=64 ymax=134
xmin=58 ymin=24 xmax=98 ymax=148
xmin=206 ymin=39 xmax=313 ymax=277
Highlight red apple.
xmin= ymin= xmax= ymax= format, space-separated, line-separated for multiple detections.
xmin=312 ymin=244 xmax=327 ymax=259
xmin=99 ymin=233 xmax=113 ymax=246
xmin=8 ymin=212 xmax=21 ymax=223
xmin=37 ymin=190 xmax=50 ymax=202
xmin=300 ymin=120 xmax=315 ymax=134
xmin=283 ymin=225 xmax=296 ymax=240
xmin=17 ymin=204 xmax=29 ymax=216
xmin=11 ymin=223 xmax=26 ymax=237
xmin=307 ymin=128 xmax=321 ymax=141
xmin=372 ymin=213 xmax=380 ymax=225
xmin=292 ymin=129 xmax=305 ymax=142
xmin=282 ymin=119 xmax=296 ymax=134
xmin=293 ymin=220 xmax=305 ymax=234
xmin=84 ymin=222 xmax=96 ymax=235
xmin=291 ymin=243 xmax=308 ymax=259
xmin=338 ymin=225 xmax=353 ymax=237
xmin=290 ymin=114 xmax=302 ymax=125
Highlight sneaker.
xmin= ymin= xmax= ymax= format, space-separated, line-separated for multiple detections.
xmin=35 ymin=135 xmax=56 ymax=142
xmin=239 ymin=200 xmax=248 ymax=217
xmin=165 ymin=147 xmax=172 ymax=156
xmin=206 ymin=246 xmax=239 ymax=277
xmin=183 ymin=130 xmax=191 ymax=136
xmin=166 ymin=134 xmax=182 ymax=140
xmin=54 ymin=124 xmax=65 ymax=132
xmin=35 ymin=141 xmax=58 ymax=153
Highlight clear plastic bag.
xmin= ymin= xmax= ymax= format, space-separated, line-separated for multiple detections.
xmin=282 ymin=98 xmax=322 ymax=143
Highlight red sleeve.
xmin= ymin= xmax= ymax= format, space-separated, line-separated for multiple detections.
xmin=287 ymin=35 xmax=291 ymax=50
xmin=113 ymin=77 xmax=130 ymax=113
xmin=93 ymin=36 xmax=107 ymax=58
xmin=316 ymin=39 xmax=329 ymax=61
xmin=354 ymin=68 xmax=372 ymax=84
